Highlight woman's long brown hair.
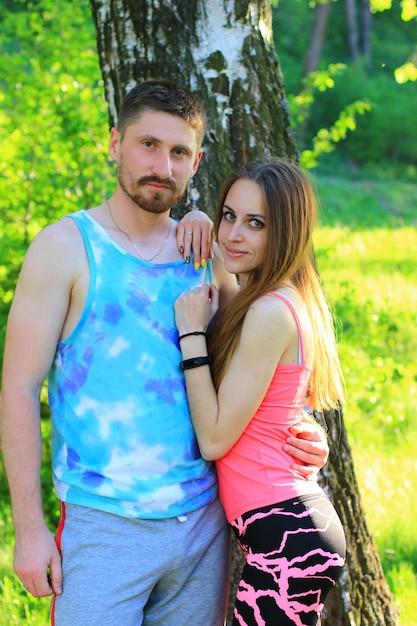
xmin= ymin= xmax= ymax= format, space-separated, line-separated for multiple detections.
xmin=208 ymin=158 xmax=345 ymax=412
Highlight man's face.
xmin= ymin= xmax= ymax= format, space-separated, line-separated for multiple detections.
xmin=109 ymin=110 xmax=203 ymax=214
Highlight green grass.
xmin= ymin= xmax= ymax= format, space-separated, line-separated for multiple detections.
xmin=0 ymin=173 xmax=416 ymax=624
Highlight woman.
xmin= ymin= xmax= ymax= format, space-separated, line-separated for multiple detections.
xmin=174 ymin=158 xmax=346 ymax=626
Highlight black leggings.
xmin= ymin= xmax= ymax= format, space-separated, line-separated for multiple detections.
xmin=230 ymin=495 xmax=346 ymax=626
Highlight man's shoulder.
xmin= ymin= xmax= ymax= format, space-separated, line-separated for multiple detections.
xmin=26 ymin=212 xmax=86 ymax=262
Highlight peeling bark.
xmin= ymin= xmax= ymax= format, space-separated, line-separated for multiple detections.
xmin=89 ymin=2 xmax=399 ymax=623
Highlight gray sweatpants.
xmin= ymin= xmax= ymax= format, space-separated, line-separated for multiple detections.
xmin=51 ymin=498 xmax=229 ymax=626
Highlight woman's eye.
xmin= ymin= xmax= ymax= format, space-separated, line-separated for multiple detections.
xmin=222 ymin=210 xmax=235 ymax=221
xmin=250 ymin=218 xmax=264 ymax=228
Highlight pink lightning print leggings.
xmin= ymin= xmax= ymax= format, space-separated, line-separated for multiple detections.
xmin=230 ymin=494 xmax=346 ymax=626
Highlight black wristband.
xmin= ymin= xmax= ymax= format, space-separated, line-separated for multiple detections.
xmin=178 ymin=331 xmax=206 ymax=342
xmin=180 ymin=356 xmax=212 ymax=371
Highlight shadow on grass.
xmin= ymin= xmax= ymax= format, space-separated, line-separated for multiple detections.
xmin=314 ymin=175 xmax=417 ymax=230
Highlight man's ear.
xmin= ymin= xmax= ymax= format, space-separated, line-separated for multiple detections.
xmin=191 ymin=148 xmax=204 ymax=176
xmin=109 ymin=127 xmax=121 ymax=161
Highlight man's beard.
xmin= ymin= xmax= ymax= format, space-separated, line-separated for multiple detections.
xmin=117 ymin=163 xmax=187 ymax=214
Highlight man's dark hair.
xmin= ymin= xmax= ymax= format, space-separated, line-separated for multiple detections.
xmin=117 ymin=79 xmax=207 ymax=147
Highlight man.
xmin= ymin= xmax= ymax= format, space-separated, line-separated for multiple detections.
xmin=0 ymin=80 xmax=328 ymax=625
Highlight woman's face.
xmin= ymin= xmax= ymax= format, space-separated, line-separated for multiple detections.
xmin=218 ymin=178 xmax=268 ymax=287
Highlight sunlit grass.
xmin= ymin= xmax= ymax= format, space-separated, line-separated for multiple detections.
xmin=0 ymin=502 xmax=51 ymax=624
xmin=0 ymin=574 xmax=51 ymax=625
xmin=352 ymin=449 xmax=417 ymax=625
xmin=315 ymin=224 xmax=417 ymax=449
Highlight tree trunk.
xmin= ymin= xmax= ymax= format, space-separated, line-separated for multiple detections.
xmin=298 ymin=0 xmax=331 ymax=145
xmin=89 ymin=0 xmax=297 ymax=218
xmin=360 ymin=0 xmax=372 ymax=61
xmin=302 ymin=0 xmax=332 ymax=77
xmin=89 ymin=1 xmax=399 ymax=623
xmin=346 ymin=0 xmax=360 ymax=62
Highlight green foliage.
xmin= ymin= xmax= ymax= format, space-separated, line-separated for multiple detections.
xmin=287 ymin=62 xmax=373 ymax=169
xmin=0 ymin=575 xmax=50 ymax=624
xmin=309 ymin=63 xmax=417 ymax=168
xmin=273 ymin=0 xmax=417 ymax=177
xmin=288 ymin=63 xmax=347 ymax=126
xmin=395 ymin=60 xmax=417 ymax=82
xmin=401 ymin=0 xmax=417 ymax=21
xmin=0 ymin=0 xmax=109 ymax=222
xmin=0 ymin=3 xmax=109 ymax=615
xmin=371 ymin=0 xmax=417 ymax=22
xmin=301 ymin=98 xmax=371 ymax=169
xmin=0 ymin=0 xmax=113 ymax=366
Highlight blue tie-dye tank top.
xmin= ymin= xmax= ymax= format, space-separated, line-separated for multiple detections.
xmin=48 ymin=210 xmax=218 ymax=519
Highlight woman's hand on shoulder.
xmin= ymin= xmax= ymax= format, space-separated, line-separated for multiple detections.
xmin=176 ymin=209 xmax=213 ymax=268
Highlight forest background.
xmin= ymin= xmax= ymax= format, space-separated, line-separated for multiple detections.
xmin=0 ymin=0 xmax=416 ymax=624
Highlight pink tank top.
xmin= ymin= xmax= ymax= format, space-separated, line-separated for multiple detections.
xmin=215 ymin=292 xmax=323 ymax=523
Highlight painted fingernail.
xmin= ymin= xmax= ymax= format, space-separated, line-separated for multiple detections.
xmin=194 ymin=262 xmax=200 ymax=271
xmin=185 ymin=256 xmax=190 ymax=264
xmin=201 ymin=259 xmax=206 ymax=268
xmin=179 ymin=245 xmax=184 ymax=253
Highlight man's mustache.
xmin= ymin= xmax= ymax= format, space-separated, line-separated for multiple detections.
xmin=138 ymin=176 xmax=176 ymax=190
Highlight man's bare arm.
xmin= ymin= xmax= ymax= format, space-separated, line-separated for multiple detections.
xmin=0 ymin=220 xmax=83 ymax=597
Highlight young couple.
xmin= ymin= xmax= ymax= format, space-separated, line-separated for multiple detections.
xmin=1 ymin=79 xmax=345 ymax=626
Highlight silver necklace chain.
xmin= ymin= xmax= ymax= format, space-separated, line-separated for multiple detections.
xmin=106 ymin=200 xmax=172 ymax=262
